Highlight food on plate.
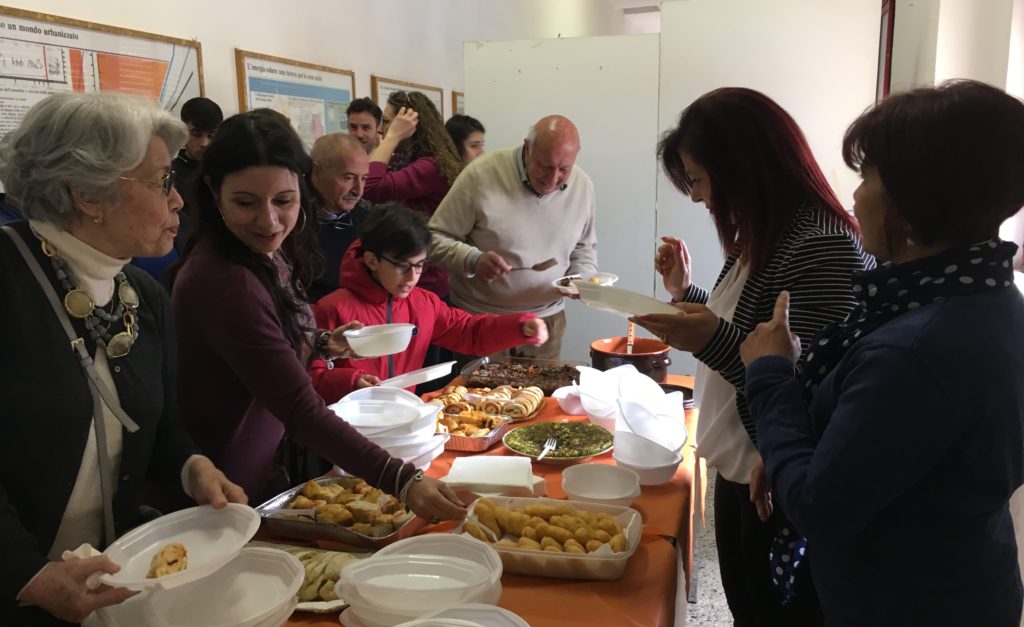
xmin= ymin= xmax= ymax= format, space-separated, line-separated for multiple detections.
xmin=504 ymin=422 xmax=613 ymax=459
xmin=283 ymin=478 xmax=415 ymax=537
xmin=281 ymin=546 xmax=359 ymax=603
xmin=463 ymin=497 xmax=626 ymax=554
xmin=557 ymin=274 xmax=603 ymax=288
xmin=463 ymin=361 xmax=577 ymax=394
xmin=146 ymin=542 xmax=188 ymax=578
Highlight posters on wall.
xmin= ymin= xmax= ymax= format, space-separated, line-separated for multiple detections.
xmin=452 ymin=91 xmax=465 ymax=116
xmin=371 ymin=75 xmax=445 ymax=119
xmin=0 ymin=7 xmax=203 ymax=136
xmin=235 ymin=49 xmax=355 ymax=149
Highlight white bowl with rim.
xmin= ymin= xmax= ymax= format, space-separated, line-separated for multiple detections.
xmin=382 ymin=433 xmax=450 ymax=461
xmin=612 ymin=429 xmax=679 ymax=467
xmin=343 ymin=323 xmax=416 ymax=357
xmin=330 ymin=400 xmax=432 ymax=437
xmin=142 ymin=547 xmax=302 ymax=627
xmin=613 ymin=454 xmax=682 ymax=486
xmin=339 ymin=554 xmax=492 ymax=614
xmin=562 ymin=463 xmax=641 ymax=508
xmin=343 ymin=386 xmax=424 ymax=407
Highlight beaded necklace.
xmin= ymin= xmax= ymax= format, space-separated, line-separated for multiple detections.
xmin=41 ymin=238 xmax=140 ymax=358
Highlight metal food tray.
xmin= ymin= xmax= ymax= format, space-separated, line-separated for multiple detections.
xmin=444 ymin=416 xmax=511 ymax=452
xmin=460 ymin=356 xmax=585 ymax=396
xmin=255 ymin=476 xmax=426 ymax=549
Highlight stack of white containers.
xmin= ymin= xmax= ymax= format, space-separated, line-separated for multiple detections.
xmin=336 ymin=535 xmax=504 ymax=627
xmin=330 ymin=387 xmax=447 ymax=472
xmin=559 ymin=365 xmax=688 ymax=486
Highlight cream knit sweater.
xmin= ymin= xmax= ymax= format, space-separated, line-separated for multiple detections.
xmin=428 ymin=146 xmax=598 ymax=317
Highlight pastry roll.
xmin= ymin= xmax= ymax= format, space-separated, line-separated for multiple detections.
xmin=147 ymin=542 xmax=188 ymax=578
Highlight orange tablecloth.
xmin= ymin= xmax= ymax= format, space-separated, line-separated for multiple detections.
xmin=285 ymin=375 xmax=698 ymax=627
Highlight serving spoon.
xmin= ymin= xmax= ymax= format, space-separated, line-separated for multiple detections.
xmin=510 ymin=258 xmax=558 ymax=272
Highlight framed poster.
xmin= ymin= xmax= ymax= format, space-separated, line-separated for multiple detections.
xmin=452 ymin=90 xmax=465 ymax=116
xmin=235 ymin=48 xmax=355 ymax=148
xmin=371 ymin=75 xmax=444 ymax=119
xmin=0 ymin=6 xmax=204 ymax=136
xmin=876 ymin=0 xmax=895 ymax=101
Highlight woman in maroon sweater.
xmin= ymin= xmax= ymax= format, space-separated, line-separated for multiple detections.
xmin=364 ymin=91 xmax=463 ymax=300
xmin=169 ymin=109 xmax=465 ymax=522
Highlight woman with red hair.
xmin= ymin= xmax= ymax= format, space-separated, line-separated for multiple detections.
xmin=635 ymin=88 xmax=871 ymax=626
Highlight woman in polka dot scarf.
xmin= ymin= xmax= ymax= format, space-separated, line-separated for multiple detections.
xmin=740 ymin=79 xmax=1024 ymax=627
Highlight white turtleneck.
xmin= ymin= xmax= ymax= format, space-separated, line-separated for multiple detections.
xmin=28 ymin=221 xmax=200 ymax=560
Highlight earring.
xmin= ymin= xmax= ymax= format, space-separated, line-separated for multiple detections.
xmin=294 ymin=209 xmax=308 ymax=234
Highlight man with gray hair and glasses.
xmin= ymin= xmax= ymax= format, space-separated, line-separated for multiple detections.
xmin=428 ymin=115 xmax=598 ymax=360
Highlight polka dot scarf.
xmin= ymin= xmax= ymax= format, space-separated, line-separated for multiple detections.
xmin=801 ymin=239 xmax=1018 ymax=393
xmin=768 ymin=239 xmax=1018 ymax=607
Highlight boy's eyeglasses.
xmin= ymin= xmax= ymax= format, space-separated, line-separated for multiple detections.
xmin=379 ymin=254 xmax=429 ymax=274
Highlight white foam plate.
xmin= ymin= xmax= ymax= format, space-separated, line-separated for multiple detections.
xmin=379 ymin=361 xmax=457 ymax=389
xmin=552 ymin=272 xmax=619 ymax=296
xmin=100 ymin=504 xmax=260 ymax=591
xmin=575 ymin=283 xmax=681 ymax=319
xmin=343 ymin=386 xmax=425 ymax=407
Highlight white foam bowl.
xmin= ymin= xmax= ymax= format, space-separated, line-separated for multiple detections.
xmin=143 ymin=548 xmax=302 ymax=627
xmin=618 ymin=399 xmax=688 ymax=452
xmin=344 ymin=323 xmax=416 ymax=357
xmin=383 ymin=433 xmax=450 ymax=461
xmin=562 ymin=463 xmax=641 ymax=508
xmin=339 ymin=579 xmax=502 ymax=627
xmin=552 ymin=385 xmax=585 ymax=415
xmin=376 ymin=534 xmax=503 ymax=588
xmin=331 ymin=400 xmax=432 ymax=436
xmin=99 ymin=504 xmax=260 ymax=591
xmin=340 ymin=554 xmax=492 ymax=614
xmin=614 ymin=455 xmax=682 ymax=486
xmin=368 ymin=419 xmax=440 ymax=448
xmin=612 ymin=429 xmax=679 ymax=467
xmin=344 ymin=386 xmax=425 ymax=407
xmin=402 ymin=604 xmax=529 ymax=627
xmin=403 ymin=433 xmax=448 ymax=470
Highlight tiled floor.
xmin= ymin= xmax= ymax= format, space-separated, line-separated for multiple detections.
xmin=685 ymin=468 xmax=733 ymax=626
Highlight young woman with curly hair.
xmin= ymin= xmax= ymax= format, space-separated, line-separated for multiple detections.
xmin=363 ymin=90 xmax=463 ymax=300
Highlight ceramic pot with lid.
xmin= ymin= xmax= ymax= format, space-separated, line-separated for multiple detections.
xmin=589 ymin=337 xmax=672 ymax=383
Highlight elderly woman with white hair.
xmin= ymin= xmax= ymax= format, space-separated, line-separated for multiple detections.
xmin=0 ymin=92 xmax=245 ymax=626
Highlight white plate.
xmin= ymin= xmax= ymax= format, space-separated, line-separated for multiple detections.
xmin=379 ymin=361 xmax=457 ymax=389
xmin=552 ymin=272 xmax=619 ymax=296
xmin=330 ymin=400 xmax=422 ymax=429
xmin=143 ymin=547 xmax=303 ymax=627
xmin=100 ymin=504 xmax=260 ymax=591
xmin=575 ymin=283 xmax=681 ymax=319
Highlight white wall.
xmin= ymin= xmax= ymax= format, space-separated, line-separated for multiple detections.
xmin=891 ymin=0 xmax=941 ymax=92
xmin=465 ymin=34 xmax=662 ymax=365
xmin=656 ymin=0 xmax=881 ymax=372
xmin=3 ymin=0 xmax=625 ymax=117
xmin=934 ymin=0 xmax=1016 ymax=86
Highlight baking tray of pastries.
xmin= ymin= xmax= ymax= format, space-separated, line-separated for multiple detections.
xmin=255 ymin=477 xmax=426 ymax=549
xmin=460 ymin=357 xmax=584 ymax=395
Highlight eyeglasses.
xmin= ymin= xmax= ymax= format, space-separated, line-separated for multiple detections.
xmin=379 ymin=254 xmax=429 ymax=274
xmin=119 ymin=170 xmax=175 ymax=196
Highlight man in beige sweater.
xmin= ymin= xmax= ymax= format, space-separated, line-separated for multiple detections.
xmin=428 ymin=115 xmax=597 ymax=360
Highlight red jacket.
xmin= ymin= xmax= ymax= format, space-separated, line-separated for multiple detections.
xmin=310 ymin=242 xmax=539 ymax=403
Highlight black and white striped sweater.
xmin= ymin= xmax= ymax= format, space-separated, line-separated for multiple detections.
xmin=682 ymin=206 xmax=874 ymax=446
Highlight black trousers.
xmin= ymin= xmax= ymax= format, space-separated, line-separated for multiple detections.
xmin=715 ymin=473 xmax=823 ymax=627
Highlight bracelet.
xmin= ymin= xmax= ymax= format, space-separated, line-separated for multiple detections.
xmin=398 ymin=469 xmax=425 ymax=504
xmin=315 ymin=330 xmax=332 ymax=361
